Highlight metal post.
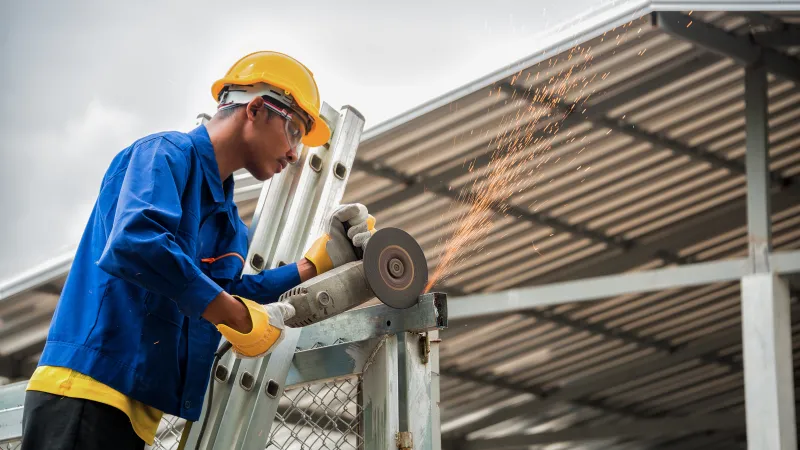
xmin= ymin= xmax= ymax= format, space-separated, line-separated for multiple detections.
xmin=397 ymin=332 xmax=435 ymax=450
xmin=744 ymin=62 xmax=772 ymax=269
xmin=396 ymin=293 xmax=445 ymax=450
xmin=430 ymin=329 xmax=442 ymax=450
xmin=741 ymin=62 xmax=797 ymax=450
xmin=361 ymin=335 xmax=401 ymax=450
xmin=741 ymin=274 xmax=796 ymax=449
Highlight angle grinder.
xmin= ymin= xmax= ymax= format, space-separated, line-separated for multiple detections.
xmin=279 ymin=227 xmax=428 ymax=328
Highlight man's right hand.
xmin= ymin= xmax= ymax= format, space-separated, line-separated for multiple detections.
xmin=209 ymin=295 xmax=296 ymax=358
xmin=202 ymin=291 xmax=253 ymax=333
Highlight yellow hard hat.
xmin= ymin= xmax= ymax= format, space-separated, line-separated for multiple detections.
xmin=211 ymin=51 xmax=331 ymax=147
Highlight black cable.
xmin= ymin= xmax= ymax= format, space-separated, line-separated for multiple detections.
xmin=196 ymin=340 xmax=233 ymax=450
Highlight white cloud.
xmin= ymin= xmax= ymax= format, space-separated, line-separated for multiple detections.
xmin=0 ymin=0 xmax=603 ymax=282
xmin=0 ymin=99 xmax=147 ymax=278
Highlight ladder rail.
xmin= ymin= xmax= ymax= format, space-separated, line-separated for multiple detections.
xmin=183 ymin=104 xmax=366 ymax=450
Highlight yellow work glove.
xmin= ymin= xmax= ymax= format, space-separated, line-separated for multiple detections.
xmin=216 ymin=296 xmax=296 ymax=359
xmin=304 ymin=203 xmax=377 ymax=275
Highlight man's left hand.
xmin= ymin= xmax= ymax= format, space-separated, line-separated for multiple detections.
xmin=303 ymin=203 xmax=376 ymax=275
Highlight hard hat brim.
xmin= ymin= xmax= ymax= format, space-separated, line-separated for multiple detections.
xmin=302 ymin=118 xmax=331 ymax=147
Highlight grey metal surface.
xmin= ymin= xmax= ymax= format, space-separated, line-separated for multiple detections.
xmin=282 ymin=261 xmax=374 ymax=329
xmin=741 ymin=274 xmax=797 ymax=449
xmin=361 ymin=335 xmax=400 ymax=450
xmin=295 ymin=292 xmax=447 ymax=351
xmin=398 ymin=332 xmax=436 ymax=450
xmin=0 ymin=382 xmax=24 ymax=443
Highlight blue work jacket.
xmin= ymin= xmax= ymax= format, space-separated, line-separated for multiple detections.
xmin=38 ymin=125 xmax=301 ymax=421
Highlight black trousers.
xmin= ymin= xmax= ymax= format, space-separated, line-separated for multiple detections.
xmin=21 ymin=390 xmax=145 ymax=450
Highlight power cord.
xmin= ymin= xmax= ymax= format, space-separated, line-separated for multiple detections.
xmin=195 ymin=340 xmax=233 ymax=450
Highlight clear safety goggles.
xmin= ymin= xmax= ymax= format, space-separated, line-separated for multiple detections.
xmin=260 ymin=98 xmax=307 ymax=149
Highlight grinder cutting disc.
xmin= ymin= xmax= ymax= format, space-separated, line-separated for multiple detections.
xmin=363 ymin=227 xmax=428 ymax=309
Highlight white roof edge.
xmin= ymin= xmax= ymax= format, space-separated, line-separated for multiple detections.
xmin=650 ymin=1 xmax=800 ymax=11
xmin=360 ymin=0 xmax=792 ymax=142
xmin=0 ymin=252 xmax=73 ymax=302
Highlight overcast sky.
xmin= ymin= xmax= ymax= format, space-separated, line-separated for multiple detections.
xmin=0 ymin=0 xmax=606 ymax=283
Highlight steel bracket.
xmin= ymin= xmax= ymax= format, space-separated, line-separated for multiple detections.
xmin=419 ymin=333 xmax=431 ymax=365
xmin=397 ymin=431 xmax=414 ymax=449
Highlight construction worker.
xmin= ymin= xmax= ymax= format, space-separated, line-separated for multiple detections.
xmin=20 ymin=51 xmax=376 ymax=450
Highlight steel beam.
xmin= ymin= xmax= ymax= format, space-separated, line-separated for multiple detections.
xmin=463 ymin=414 xmax=743 ymax=449
xmin=745 ymin=63 xmax=773 ymax=266
xmin=528 ymin=191 xmax=800 ymax=286
xmin=0 ymin=253 xmax=73 ymax=303
xmin=285 ymin=293 xmax=447 ymax=387
xmin=752 ymin=29 xmax=800 ymax=49
xmin=653 ymin=12 xmax=800 ymax=83
xmin=501 ymin=82 xmax=800 ymax=200
xmin=440 ymin=367 xmax=652 ymax=421
xmin=448 ymin=251 xmax=800 ymax=321
xmin=361 ymin=50 xmax=722 ymax=217
xmin=295 ymin=292 xmax=448 ymax=351
xmin=355 ymin=159 xmax=633 ymax=251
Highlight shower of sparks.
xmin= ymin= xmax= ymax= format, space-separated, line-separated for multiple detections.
xmin=424 ymin=14 xmax=645 ymax=292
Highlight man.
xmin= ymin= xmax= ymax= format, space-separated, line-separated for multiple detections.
xmin=21 ymin=51 xmax=376 ymax=449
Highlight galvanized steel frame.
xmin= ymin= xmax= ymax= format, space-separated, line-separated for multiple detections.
xmin=438 ymin=10 xmax=800 ymax=448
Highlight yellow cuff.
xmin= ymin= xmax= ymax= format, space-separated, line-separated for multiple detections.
xmin=216 ymin=296 xmax=281 ymax=357
xmin=366 ymin=215 xmax=376 ymax=232
xmin=304 ymin=234 xmax=334 ymax=275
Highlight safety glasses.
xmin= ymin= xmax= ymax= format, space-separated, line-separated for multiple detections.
xmin=261 ymin=99 xmax=307 ymax=149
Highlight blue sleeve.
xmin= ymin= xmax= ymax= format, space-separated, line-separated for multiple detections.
xmin=96 ymin=138 xmax=223 ymax=319
xmin=230 ymin=263 xmax=302 ymax=304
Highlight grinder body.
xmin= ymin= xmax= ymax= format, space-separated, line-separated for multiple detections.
xmin=279 ymin=227 xmax=428 ymax=328
xmin=281 ymin=261 xmax=373 ymax=328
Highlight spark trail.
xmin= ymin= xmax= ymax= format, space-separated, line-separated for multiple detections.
xmin=425 ymin=17 xmax=643 ymax=292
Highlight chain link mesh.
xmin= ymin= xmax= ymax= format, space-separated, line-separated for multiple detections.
xmin=267 ymin=376 xmax=364 ymax=450
xmin=140 ymin=375 xmax=364 ymax=450
xmin=146 ymin=415 xmax=186 ymax=450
